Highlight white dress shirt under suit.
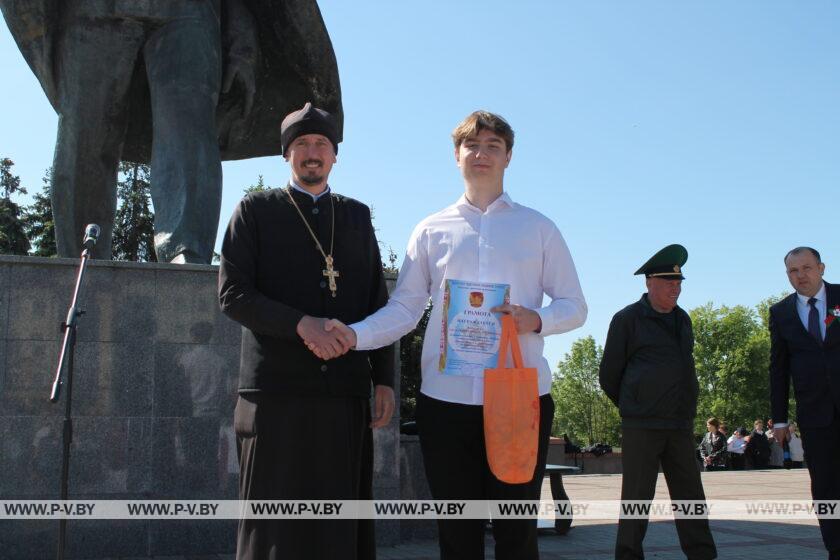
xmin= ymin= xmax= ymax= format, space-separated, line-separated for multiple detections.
xmin=351 ymin=192 xmax=587 ymax=405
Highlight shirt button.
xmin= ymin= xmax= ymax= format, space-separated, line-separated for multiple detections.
xmin=312 ymin=207 xmax=320 ymax=215
xmin=320 ymin=280 xmax=327 ymax=288
xmin=320 ymin=364 xmax=328 ymax=372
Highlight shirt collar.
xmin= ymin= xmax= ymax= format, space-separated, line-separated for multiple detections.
xmin=455 ymin=191 xmax=514 ymax=213
xmin=289 ymin=179 xmax=330 ymax=201
xmin=796 ymin=282 xmax=826 ymax=306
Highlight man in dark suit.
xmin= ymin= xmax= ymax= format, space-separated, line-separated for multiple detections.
xmin=769 ymin=246 xmax=840 ymax=559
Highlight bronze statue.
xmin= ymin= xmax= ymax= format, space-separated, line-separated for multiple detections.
xmin=1 ymin=0 xmax=342 ymax=263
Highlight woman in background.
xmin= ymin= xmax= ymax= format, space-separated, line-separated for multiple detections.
xmin=787 ymin=422 xmax=805 ymax=469
xmin=699 ymin=417 xmax=728 ymax=471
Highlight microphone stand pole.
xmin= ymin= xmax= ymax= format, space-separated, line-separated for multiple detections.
xmin=49 ymin=242 xmax=94 ymax=560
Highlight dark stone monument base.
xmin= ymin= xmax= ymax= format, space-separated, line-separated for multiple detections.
xmin=0 ymin=256 xmax=399 ymax=558
xmin=399 ymin=435 xmax=437 ymax=542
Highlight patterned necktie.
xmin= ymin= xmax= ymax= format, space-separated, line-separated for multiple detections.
xmin=808 ymin=297 xmax=822 ymax=345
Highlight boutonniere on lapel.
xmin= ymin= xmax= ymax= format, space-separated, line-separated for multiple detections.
xmin=826 ymin=305 xmax=840 ymax=328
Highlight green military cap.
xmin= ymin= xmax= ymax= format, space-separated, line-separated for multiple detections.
xmin=634 ymin=244 xmax=687 ymax=279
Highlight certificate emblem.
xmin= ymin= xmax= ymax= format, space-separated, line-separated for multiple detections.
xmin=439 ymin=279 xmax=510 ymax=376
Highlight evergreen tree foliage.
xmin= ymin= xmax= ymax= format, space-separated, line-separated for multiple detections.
xmin=244 ymin=175 xmax=269 ymax=194
xmin=23 ymin=168 xmax=57 ymax=257
xmin=112 ymin=162 xmax=157 ymax=262
xmin=0 ymin=158 xmax=31 ymax=255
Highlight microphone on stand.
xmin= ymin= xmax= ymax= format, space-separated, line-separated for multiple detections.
xmin=51 ymin=224 xmax=100 ymax=402
xmin=82 ymin=224 xmax=101 ymax=254
xmin=51 ymin=223 xmax=102 ymax=559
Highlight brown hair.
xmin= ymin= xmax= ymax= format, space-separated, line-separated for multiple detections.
xmin=706 ymin=417 xmax=720 ymax=428
xmin=452 ymin=111 xmax=514 ymax=151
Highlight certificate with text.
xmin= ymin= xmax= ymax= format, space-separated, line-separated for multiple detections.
xmin=438 ymin=279 xmax=510 ymax=376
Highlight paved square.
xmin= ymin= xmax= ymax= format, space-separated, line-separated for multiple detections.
xmin=89 ymin=469 xmax=825 ymax=559
xmin=378 ymin=469 xmax=826 ymax=559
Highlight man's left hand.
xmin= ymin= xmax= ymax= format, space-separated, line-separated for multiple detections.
xmin=491 ymin=304 xmax=542 ymax=334
xmin=371 ymin=385 xmax=395 ymax=429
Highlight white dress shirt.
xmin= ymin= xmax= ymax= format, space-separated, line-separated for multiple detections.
xmin=351 ymin=192 xmax=587 ymax=405
xmin=726 ymin=435 xmax=746 ymax=455
xmin=796 ymin=282 xmax=827 ymax=341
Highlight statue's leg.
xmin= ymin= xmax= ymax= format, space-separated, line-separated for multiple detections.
xmin=144 ymin=8 xmax=222 ymax=264
xmin=51 ymin=19 xmax=146 ymax=259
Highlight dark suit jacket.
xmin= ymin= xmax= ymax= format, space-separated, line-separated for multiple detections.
xmin=769 ymin=282 xmax=840 ymax=429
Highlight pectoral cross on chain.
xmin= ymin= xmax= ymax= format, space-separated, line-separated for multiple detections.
xmin=323 ymin=255 xmax=340 ymax=298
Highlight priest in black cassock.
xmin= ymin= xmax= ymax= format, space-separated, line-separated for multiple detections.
xmin=218 ymin=103 xmax=395 ymax=560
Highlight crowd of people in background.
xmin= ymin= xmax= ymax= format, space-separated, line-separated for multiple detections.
xmin=697 ymin=416 xmax=805 ymax=471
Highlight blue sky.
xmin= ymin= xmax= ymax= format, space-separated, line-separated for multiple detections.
xmin=2 ymin=1 xmax=838 ymax=369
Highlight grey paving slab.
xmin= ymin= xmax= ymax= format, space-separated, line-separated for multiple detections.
xmin=2 ymin=462 xmax=827 ymax=559
xmin=380 ymin=520 xmax=828 ymax=559
xmin=379 ymin=470 xmax=826 ymax=560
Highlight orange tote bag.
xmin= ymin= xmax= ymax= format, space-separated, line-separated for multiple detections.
xmin=483 ymin=315 xmax=540 ymax=484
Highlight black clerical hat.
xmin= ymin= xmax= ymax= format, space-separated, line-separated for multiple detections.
xmin=280 ymin=102 xmax=339 ymax=155
xmin=634 ymin=244 xmax=688 ymax=279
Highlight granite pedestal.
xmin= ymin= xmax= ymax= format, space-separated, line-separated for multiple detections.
xmin=0 ymin=256 xmax=400 ymax=558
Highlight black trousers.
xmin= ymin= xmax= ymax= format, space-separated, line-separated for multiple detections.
xmin=416 ymin=392 xmax=554 ymax=560
xmin=617 ymin=428 xmax=717 ymax=560
xmin=800 ymin=411 xmax=840 ymax=556
xmin=234 ymin=393 xmax=374 ymax=560
xmin=728 ymin=453 xmax=745 ymax=470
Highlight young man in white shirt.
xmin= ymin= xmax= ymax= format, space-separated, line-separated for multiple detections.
xmin=316 ymin=111 xmax=587 ymax=559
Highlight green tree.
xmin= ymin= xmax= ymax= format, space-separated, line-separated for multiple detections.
xmin=23 ymin=167 xmax=57 ymax=257
xmin=689 ymin=294 xmax=789 ymax=432
xmin=755 ymin=293 xmax=788 ymax=330
xmin=399 ymin=303 xmax=432 ymax=422
xmin=0 ymin=158 xmax=31 ymax=255
xmin=368 ymin=204 xmax=400 ymax=274
xmin=382 ymin=246 xmax=399 ymax=274
xmin=551 ymin=336 xmax=621 ymax=446
xmin=244 ymin=174 xmax=269 ymax=194
xmin=112 ymin=162 xmax=157 ymax=262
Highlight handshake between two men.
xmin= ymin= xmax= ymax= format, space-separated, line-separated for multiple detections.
xmin=296 ymin=303 xmax=543 ymax=361
xmin=294 ymin=304 xmax=541 ymax=429
xmin=295 ymin=314 xmax=388 ymax=428
xmin=296 ymin=315 xmax=357 ymax=360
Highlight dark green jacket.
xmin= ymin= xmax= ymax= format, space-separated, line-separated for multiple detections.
xmin=599 ymin=294 xmax=699 ymax=430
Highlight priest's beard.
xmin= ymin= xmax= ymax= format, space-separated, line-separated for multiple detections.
xmin=299 ymin=174 xmax=325 ymax=186
xmin=299 ymin=160 xmax=326 ymax=186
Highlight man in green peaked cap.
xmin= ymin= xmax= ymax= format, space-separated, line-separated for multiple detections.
xmin=634 ymin=243 xmax=687 ymax=281
xmin=599 ymin=244 xmax=717 ymax=560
